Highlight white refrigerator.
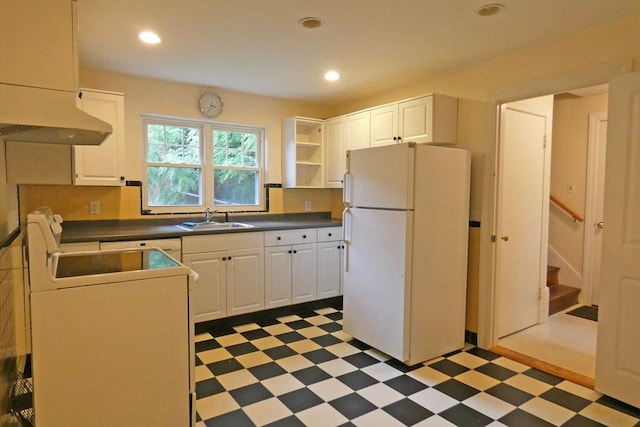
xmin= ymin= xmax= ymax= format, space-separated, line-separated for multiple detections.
xmin=342 ymin=143 xmax=471 ymax=365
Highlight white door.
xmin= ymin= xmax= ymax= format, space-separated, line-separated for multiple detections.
xmin=347 ymin=143 xmax=414 ymax=209
xmin=182 ymin=251 xmax=226 ymax=322
xmin=399 ymin=96 xmax=432 ymax=143
xmin=370 ymin=104 xmax=399 ymax=147
xmin=595 ymin=71 xmax=640 ymax=408
xmin=291 ymin=242 xmax=318 ymax=303
xmin=343 ymin=207 xmax=411 ymax=362
xmin=584 ymin=111 xmax=607 ymax=305
xmin=345 ymin=111 xmax=371 ymax=151
xmin=227 ymin=248 xmax=264 ymax=316
xmin=496 ymin=96 xmax=553 ymax=338
xmin=317 ymin=241 xmax=342 ymax=298
xmin=325 ymin=116 xmax=346 ymax=188
xmin=74 ymin=90 xmax=125 ymax=186
xmin=264 ymin=245 xmax=292 ymax=308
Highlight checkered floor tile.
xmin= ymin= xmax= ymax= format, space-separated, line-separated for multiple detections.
xmin=194 ymin=306 xmax=640 ymax=427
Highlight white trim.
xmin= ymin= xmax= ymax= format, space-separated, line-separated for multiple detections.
xmin=489 ymin=59 xmax=632 ymax=103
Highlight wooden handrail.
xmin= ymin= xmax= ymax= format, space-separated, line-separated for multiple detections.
xmin=550 ymin=195 xmax=584 ymax=223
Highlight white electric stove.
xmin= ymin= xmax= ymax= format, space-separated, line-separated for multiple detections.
xmin=27 ymin=207 xmax=196 ymax=426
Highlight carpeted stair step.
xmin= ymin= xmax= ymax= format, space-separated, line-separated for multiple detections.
xmin=549 ymin=284 xmax=580 ymax=315
xmin=547 ymin=265 xmax=560 ymax=287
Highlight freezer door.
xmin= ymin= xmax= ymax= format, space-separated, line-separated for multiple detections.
xmin=347 ymin=144 xmax=414 ymax=209
xmin=343 ymin=208 xmax=412 ymax=362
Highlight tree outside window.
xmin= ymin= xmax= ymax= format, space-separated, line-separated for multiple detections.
xmin=143 ymin=116 xmax=265 ymax=213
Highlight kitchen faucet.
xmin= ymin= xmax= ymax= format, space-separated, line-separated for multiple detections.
xmin=204 ymin=208 xmax=215 ymax=222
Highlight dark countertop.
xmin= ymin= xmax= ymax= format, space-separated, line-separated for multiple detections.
xmin=61 ymin=212 xmax=342 ymax=243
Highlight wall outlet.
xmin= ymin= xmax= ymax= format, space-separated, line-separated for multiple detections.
xmin=89 ymin=200 xmax=100 ymax=215
xmin=305 ymin=201 xmax=312 ymax=212
xmin=566 ymin=183 xmax=576 ymax=194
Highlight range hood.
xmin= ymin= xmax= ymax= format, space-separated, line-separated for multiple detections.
xmin=0 ymin=84 xmax=112 ymax=145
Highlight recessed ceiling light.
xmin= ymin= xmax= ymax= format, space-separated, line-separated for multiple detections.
xmin=299 ymin=17 xmax=324 ymax=29
xmin=324 ymin=70 xmax=340 ymax=81
xmin=138 ymin=30 xmax=162 ymax=44
xmin=477 ymin=3 xmax=505 ymax=17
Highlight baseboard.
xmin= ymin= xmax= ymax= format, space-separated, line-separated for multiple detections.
xmin=195 ymin=296 xmax=343 ymax=335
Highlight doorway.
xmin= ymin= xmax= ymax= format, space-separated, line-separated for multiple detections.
xmin=492 ymin=86 xmax=608 ymax=385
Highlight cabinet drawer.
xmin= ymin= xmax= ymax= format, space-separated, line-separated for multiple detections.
xmin=264 ymin=229 xmax=317 ymax=246
xmin=317 ymin=227 xmax=342 ymax=242
xmin=182 ymin=232 xmax=264 ymax=254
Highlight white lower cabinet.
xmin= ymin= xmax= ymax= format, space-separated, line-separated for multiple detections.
xmin=182 ymin=232 xmax=264 ymax=322
xmin=264 ymin=229 xmax=318 ymax=308
xmin=317 ymin=227 xmax=344 ymax=298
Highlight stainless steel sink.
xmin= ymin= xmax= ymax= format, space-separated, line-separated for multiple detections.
xmin=175 ymin=221 xmax=254 ymax=231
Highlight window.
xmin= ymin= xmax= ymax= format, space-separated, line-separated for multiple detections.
xmin=143 ymin=115 xmax=265 ymax=213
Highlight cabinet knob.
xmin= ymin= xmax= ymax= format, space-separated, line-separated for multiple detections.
xmin=228 ymin=256 xmax=232 ymax=260
xmin=293 ymin=250 xmax=297 ymax=254
xmin=328 ymin=233 xmax=332 ymax=237
xmin=288 ymin=250 xmax=292 ymax=254
xmin=277 ymin=236 xmax=281 ymax=240
xmin=120 ymin=176 xmax=125 ymax=181
xmin=222 ymin=257 xmax=227 ymax=261
xmin=302 ymin=235 xmax=307 ymax=239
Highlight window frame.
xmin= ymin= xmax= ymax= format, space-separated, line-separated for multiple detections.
xmin=142 ymin=114 xmax=266 ymax=214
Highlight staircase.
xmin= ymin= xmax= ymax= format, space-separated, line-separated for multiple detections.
xmin=547 ymin=266 xmax=580 ymax=315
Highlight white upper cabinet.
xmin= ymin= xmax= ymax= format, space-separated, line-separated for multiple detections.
xmin=345 ymin=111 xmax=371 ymax=151
xmin=74 ymin=89 xmax=126 ymax=186
xmin=324 ymin=111 xmax=370 ymax=189
xmin=282 ymin=117 xmax=324 ymax=188
xmin=324 ymin=116 xmax=346 ymax=188
xmin=0 ymin=0 xmax=77 ymax=91
xmin=370 ymin=94 xmax=458 ymax=146
xmin=370 ymin=104 xmax=399 ymax=147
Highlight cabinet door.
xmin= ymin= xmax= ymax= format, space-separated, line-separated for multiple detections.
xmin=291 ymin=243 xmax=317 ymax=304
xmin=74 ymin=90 xmax=126 ymax=186
xmin=227 ymin=248 xmax=265 ymax=316
xmin=324 ymin=116 xmax=345 ymax=188
xmin=346 ymin=111 xmax=371 ymax=151
xmin=0 ymin=0 xmax=76 ymax=91
xmin=370 ymin=104 xmax=399 ymax=147
xmin=398 ymin=96 xmax=433 ymax=143
xmin=264 ymin=246 xmax=292 ymax=308
xmin=182 ymin=251 xmax=226 ymax=322
xmin=317 ymin=241 xmax=342 ymax=299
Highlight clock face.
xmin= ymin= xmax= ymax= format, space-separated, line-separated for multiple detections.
xmin=199 ymin=92 xmax=223 ymax=117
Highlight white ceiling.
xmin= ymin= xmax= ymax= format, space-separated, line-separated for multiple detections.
xmin=76 ymin=0 xmax=640 ymax=105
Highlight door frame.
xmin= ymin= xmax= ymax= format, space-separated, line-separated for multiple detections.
xmin=477 ymin=59 xmax=633 ymax=350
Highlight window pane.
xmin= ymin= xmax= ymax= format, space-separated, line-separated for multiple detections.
xmin=147 ymin=125 xmax=200 ymax=164
xmin=212 ymin=129 xmax=259 ymax=167
xmin=213 ymin=169 xmax=258 ymax=206
xmin=147 ymin=166 xmax=201 ymax=206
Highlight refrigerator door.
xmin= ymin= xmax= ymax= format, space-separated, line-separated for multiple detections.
xmin=346 ymin=144 xmax=415 ymax=209
xmin=343 ymin=207 xmax=412 ymax=362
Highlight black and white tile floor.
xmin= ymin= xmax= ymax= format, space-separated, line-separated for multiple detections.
xmin=194 ymin=306 xmax=640 ymax=427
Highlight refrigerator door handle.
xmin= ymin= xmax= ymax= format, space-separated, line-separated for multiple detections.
xmin=342 ymin=207 xmax=351 ymax=272
xmin=343 ymin=171 xmax=352 ymax=206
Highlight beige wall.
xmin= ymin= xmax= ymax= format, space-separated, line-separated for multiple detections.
xmin=80 ymin=68 xmax=333 ymax=185
xmin=549 ymin=93 xmax=608 ymax=282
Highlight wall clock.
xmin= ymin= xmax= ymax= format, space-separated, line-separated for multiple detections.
xmin=198 ymin=92 xmax=224 ymax=118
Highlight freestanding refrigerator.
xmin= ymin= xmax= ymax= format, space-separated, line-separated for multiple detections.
xmin=342 ymin=142 xmax=471 ymax=365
